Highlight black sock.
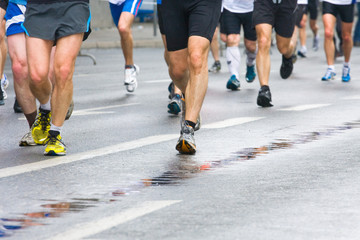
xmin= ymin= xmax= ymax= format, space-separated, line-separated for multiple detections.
xmin=184 ymin=120 xmax=196 ymax=129
xmin=25 ymin=111 xmax=37 ymax=128
xmin=261 ymin=85 xmax=269 ymax=91
xmin=125 ymin=65 xmax=133 ymax=69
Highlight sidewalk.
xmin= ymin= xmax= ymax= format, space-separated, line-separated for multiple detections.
xmin=81 ymin=22 xmax=163 ymax=49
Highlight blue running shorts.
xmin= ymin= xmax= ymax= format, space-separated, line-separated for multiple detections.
xmin=109 ymin=0 xmax=143 ymax=26
xmin=4 ymin=2 xmax=26 ymax=36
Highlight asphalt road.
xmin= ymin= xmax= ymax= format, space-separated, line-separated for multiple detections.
xmin=1 ymin=44 xmax=360 ymax=239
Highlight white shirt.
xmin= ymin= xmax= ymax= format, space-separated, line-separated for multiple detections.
xmin=322 ymin=0 xmax=354 ymax=5
xmin=109 ymin=0 xmax=126 ymax=5
xmin=222 ymin=0 xmax=254 ymax=13
xmin=298 ymin=0 xmax=308 ymax=4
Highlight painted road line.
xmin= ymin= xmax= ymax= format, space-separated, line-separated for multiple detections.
xmin=50 ymin=200 xmax=182 ymax=240
xmin=144 ymin=79 xmax=171 ymax=83
xmin=202 ymin=117 xmax=264 ymax=129
xmin=0 ymin=134 xmax=178 ymax=179
xmin=278 ymin=104 xmax=330 ymax=111
xmin=3 ymin=117 xmax=264 ymax=179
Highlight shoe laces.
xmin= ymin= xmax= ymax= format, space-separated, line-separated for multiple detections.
xmin=37 ymin=112 xmax=50 ymax=131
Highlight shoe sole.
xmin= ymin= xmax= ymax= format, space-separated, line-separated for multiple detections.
xmin=257 ymin=95 xmax=273 ymax=107
xmin=167 ymin=102 xmax=181 ymax=115
xmin=44 ymin=150 xmax=66 ymax=156
xmin=19 ymin=142 xmax=37 ymax=147
xmin=226 ymin=82 xmax=240 ymax=90
xmin=246 ymin=76 xmax=255 ymax=83
xmin=176 ymin=140 xmax=196 ymax=154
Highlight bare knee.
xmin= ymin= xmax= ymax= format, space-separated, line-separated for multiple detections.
xmin=257 ymin=36 xmax=271 ymax=52
xmin=118 ymin=24 xmax=131 ymax=36
xmin=324 ymin=29 xmax=334 ymax=40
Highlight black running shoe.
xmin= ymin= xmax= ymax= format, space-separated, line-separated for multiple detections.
xmin=13 ymin=98 xmax=23 ymax=113
xmin=280 ymin=55 xmax=293 ymax=79
xmin=257 ymin=85 xmax=273 ymax=107
xmin=0 ymin=84 xmax=4 ymax=106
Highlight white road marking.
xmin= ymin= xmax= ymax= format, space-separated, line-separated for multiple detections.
xmin=50 ymin=200 xmax=182 ymax=240
xmin=0 ymin=134 xmax=178 ymax=179
xmin=4 ymin=117 xmax=263 ymax=178
xmin=278 ymin=104 xmax=330 ymax=111
xmin=342 ymin=95 xmax=360 ymax=100
xmin=202 ymin=117 xmax=264 ymax=129
xmin=144 ymin=79 xmax=171 ymax=83
xmin=17 ymin=103 xmax=140 ymax=120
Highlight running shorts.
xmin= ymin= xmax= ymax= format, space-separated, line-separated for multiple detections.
xmin=220 ymin=8 xmax=256 ymax=41
xmin=0 ymin=0 xmax=8 ymax=11
xmin=4 ymin=2 xmax=25 ymax=36
xmin=157 ymin=3 xmax=165 ymax=35
xmin=307 ymin=0 xmax=318 ymax=20
xmin=23 ymin=1 xmax=91 ymax=41
xmin=322 ymin=1 xmax=354 ymax=23
xmin=162 ymin=0 xmax=222 ymax=51
xmin=252 ymin=0 xmax=297 ymax=38
xmin=109 ymin=0 xmax=143 ymax=26
xmin=295 ymin=4 xmax=307 ymax=28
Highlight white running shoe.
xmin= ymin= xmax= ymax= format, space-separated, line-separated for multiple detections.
xmin=124 ymin=64 xmax=140 ymax=92
xmin=19 ymin=130 xmax=37 ymax=147
xmin=1 ymin=74 xmax=7 ymax=99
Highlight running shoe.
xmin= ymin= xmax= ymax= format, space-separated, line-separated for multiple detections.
xmin=31 ymin=108 xmax=51 ymax=145
xmin=168 ymin=94 xmax=182 ymax=115
xmin=321 ymin=68 xmax=336 ymax=81
xmin=208 ymin=61 xmax=221 ymax=73
xmin=175 ymin=123 xmax=196 ymax=154
xmin=65 ymin=99 xmax=74 ymax=120
xmin=19 ymin=130 xmax=37 ymax=147
xmin=342 ymin=66 xmax=351 ymax=82
xmin=0 ymin=85 xmax=4 ymax=106
xmin=312 ymin=36 xmax=319 ymax=51
xmin=168 ymin=82 xmax=174 ymax=99
xmin=280 ymin=55 xmax=294 ymax=79
xmin=257 ymin=85 xmax=273 ymax=107
xmin=297 ymin=50 xmax=306 ymax=58
xmin=124 ymin=64 xmax=139 ymax=92
xmin=1 ymin=74 xmax=8 ymax=99
xmin=226 ymin=75 xmax=240 ymax=90
xmin=1 ymin=74 xmax=8 ymax=89
xmin=13 ymin=98 xmax=23 ymax=113
xmin=44 ymin=131 xmax=66 ymax=156
xmin=245 ymin=65 xmax=256 ymax=83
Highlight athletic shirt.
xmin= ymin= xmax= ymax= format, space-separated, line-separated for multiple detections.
xmin=322 ymin=0 xmax=355 ymax=4
xmin=109 ymin=0 xmax=125 ymax=5
xmin=297 ymin=0 xmax=308 ymax=4
xmin=222 ymin=0 xmax=254 ymax=13
xmin=157 ymin=0 xmax=161 ymax=4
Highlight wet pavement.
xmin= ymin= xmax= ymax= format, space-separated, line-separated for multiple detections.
xmin=1 ymin=41 xmax=360 ymax=239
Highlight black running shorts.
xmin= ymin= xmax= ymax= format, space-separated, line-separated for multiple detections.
xmin=157 ymin=4 xmax=165 ymax=35
xmin=252 ymin=0 xmax=297 ymax=38
xmin=322 ymin=1 xmax=354 ymax=23
xmin=295 ymin=4 xmax=307 ymax=28
xmin=307 ymin=0 xmax=318 ymax=20
xmin=220 ymin=8 xmax=257 ymax=41
xmin=162 ymin=0 xmax=222 ymax=51
xmin=0 ymin=0 xmax=8 ymax=11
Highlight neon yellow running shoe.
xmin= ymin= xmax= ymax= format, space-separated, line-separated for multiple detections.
xmin=44 ymin=131 xmax=66 ymax=156
xmin=31 ymin=108 xmax=51 ymax=144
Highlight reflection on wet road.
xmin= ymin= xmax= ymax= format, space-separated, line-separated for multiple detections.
xmin=1 ymin=120 xmax=360 ymax=238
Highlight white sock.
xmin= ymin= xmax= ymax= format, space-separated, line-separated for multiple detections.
xmin=50 ymin=123 xmax=62 ymax=134
xmin=301 ymin=45 xmax=307 ymax=53
xmin=40 ymin=99 xmax=51 ymax=111
xmin=226 ymin=46 xmax=240 ymax=78
xmin=343 ymin=62 xmax=350 ymax=68
xmin=245 ymin=48 xmax=257 ymax=67
xmin=328 ymin=65 xmax=335 ymax=71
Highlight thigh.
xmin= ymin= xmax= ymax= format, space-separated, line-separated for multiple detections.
xmin=7 ymin=33 xmax=27 ymax=63
xmin=220 ymin=8 xmax=241 ymax=35
xmin=187 ymin=0 xmax=221 ymax=43
xmin=54 ymin=33 xmax=83 ymax=71
xmin=162 ymin=0 xmax=188 ymax=51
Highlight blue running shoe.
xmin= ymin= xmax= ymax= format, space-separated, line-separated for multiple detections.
xmin=168 ymin=94 xmax=182 ymax=115
xmin=245 ymin=65 xmax=256 ymax=83
xmin=321 ymin=68 xmax=336 ymax=81
xmin=226 ymin=75 xmax=240 ymax=90
xmin=342 ymin=66 xmax=351 ymax=82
